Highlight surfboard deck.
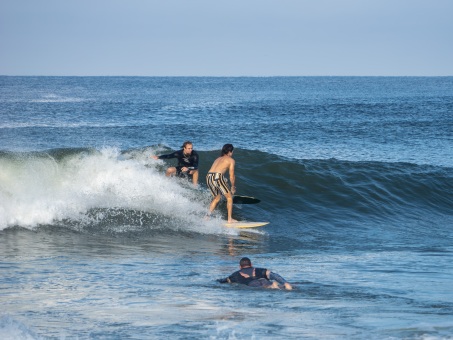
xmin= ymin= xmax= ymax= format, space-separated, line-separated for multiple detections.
xmin=232 ymin=195 xmax=261 ymax=204
xmin=224 ymin=221 xmax=269 ymax=229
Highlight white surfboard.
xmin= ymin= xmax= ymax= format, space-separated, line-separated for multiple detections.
xmin=224 ymin=221 xmax=269 ymax=229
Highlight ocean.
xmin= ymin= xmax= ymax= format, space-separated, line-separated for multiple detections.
xmin=0 ymin=76 xmax=452 ymax=339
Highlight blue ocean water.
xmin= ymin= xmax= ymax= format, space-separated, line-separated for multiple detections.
xmin=1 ymin=76 xmax=452 ymax=339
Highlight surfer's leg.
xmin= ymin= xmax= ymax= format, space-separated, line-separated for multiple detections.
xmin=269 ymin=281 xmax=281 ymax=289
xmin=224 ymin=192 xmax=237 ymax=223
xmin=249 ymin=278 xmax=274 ymax=288
xmin=190 ymin=169 xmax=199 ymax=186
xmin=165 ymin=166 xmax=177 ymax=177
xmin=209 ymin=194 xmax=222 ymax=213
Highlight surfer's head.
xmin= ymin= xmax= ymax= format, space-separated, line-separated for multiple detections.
xmin=181 ymin=141 xmax=193 ymax=149
xmin=221 ymin=143 xmax=234 ymax=156
xmin=181 ymin=141 xmax=193 ymax=154
xmin=239 ymin=257 xmax=252 ymax=268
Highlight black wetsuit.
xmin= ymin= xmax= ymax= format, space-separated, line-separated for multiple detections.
xmin=157 ymin=150 xmax=199 ymax=179
xmin=218 ymin=267 xmax=287 ymax=288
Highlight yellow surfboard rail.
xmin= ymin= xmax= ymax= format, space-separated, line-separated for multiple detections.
xmin=224 ymin=221 xmax=269 ymax=229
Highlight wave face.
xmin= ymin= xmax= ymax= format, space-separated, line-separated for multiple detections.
xmin=234 ymin=149 xmax=453 ymax=249
xmin=236 ymin=150 xmax=452 ymax=219
xmin=1 ymin=147 xmax=451 ymax=248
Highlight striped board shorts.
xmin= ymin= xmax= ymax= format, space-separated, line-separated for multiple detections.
xmin=206 ymin=172 xmax=231 ymax=196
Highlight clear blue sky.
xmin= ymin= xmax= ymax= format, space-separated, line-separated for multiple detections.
xmin=1 ymin=0 xmax=452 ymax=76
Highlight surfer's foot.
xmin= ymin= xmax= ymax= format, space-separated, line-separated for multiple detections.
xmin=270 ymin=282 xmax=281 ymax=289
xmin=204 ymin=214 xmax=211 ymax=221
xmin=227 ymin=218 xmax=238 ymax=223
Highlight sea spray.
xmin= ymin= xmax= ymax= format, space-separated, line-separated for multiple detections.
xmin=0 ymin=147 xmax=221 ymax=233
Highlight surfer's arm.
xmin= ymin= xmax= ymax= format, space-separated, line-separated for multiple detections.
xmin=217 ymin=271 xmax=239 ymax=284
xmin=156 ymin=151 xmax=178 ymax=160
xmin=229 ymin=159 xmax=236 ymax=193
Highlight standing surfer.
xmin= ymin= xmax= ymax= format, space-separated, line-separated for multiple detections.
xmin=206 ymin=143 xmax=237 ymax=223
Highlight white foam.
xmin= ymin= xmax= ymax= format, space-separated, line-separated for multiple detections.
xmin=30 ymin=93 xmax=84 ymax=103
xmin=0 ymin=147 xmax=225 ymax=234
xmin=0 ymin=315 xmax=41 ymax=340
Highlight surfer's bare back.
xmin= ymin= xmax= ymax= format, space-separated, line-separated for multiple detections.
xmin=206 ymin=144 xmax=237 ymax=223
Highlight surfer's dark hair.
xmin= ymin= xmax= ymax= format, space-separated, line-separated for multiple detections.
xmin=239 ymin=257 xmax=251 ymax=268
xmin=181 ymin=141 xmax=193 ymax=149
xmin=221 ymin=143 xmax=234 ymax=156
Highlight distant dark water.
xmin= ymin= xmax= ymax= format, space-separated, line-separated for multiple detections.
xmin=1 ymin=76 xmax=452 ymax=166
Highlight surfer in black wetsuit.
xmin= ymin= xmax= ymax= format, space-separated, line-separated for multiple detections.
xmin=217 ymin=257 xmax=293 ymax=290
xmin=152 ymin=141 xmax=199 ymax=186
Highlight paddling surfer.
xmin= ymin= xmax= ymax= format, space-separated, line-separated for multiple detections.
xmin=206 ymin=143 xmax=237 ymax=223
xmin=217 ymin=257 xmax=293 ymax=290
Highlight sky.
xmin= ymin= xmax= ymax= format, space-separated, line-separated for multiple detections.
xmin=1 ymin=0 xmax=452 ymax=76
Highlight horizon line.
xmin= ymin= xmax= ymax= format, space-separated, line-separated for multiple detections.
xmin=1 ymin=74 xmax=452 ymax=78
